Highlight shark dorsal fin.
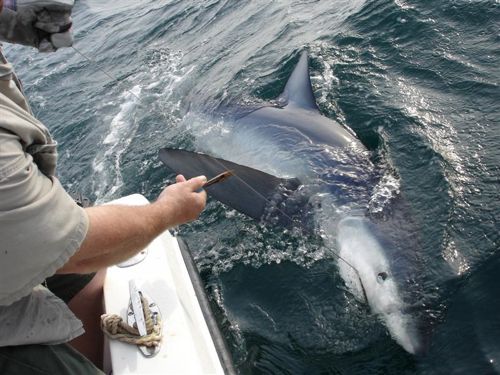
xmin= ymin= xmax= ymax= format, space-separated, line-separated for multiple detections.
xmin=277 ymin=52 xmax=319 ymax=111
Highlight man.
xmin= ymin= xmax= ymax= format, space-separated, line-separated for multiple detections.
xmin=0 ymin=1 xmax=207 ymax=373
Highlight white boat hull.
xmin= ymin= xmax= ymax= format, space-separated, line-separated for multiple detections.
xmin=102 ymin=194 xmax=231 ymax=374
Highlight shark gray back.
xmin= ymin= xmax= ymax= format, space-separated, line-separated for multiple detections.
xmin=234 ymin=52 xmax=364 ymax=150
xmin=159 ymin=52 xmax=426 ymax=355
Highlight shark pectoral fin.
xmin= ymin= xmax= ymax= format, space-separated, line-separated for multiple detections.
xmin=277 ymin=51 xmax=319 ymax=112
xmin=158 ymin=148 xmax=301 ymax=225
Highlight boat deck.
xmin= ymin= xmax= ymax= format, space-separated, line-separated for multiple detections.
xmin=102 ymin=194 xmax=225 ymax=375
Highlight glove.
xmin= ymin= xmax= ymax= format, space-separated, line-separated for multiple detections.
xmin=0 ymin=0 xmax=74 ymax=52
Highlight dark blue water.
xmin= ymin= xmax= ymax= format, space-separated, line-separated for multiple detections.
xmin=5 ymin=0 xmax=499 ymax=373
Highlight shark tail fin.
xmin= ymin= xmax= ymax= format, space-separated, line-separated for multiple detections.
xmin=277 ymin=52 xmax=319 ymax=111
xmin=158 ymin=148 xmax=301 ymax=226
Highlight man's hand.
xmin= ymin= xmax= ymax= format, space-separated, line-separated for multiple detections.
xmin=0 ymin=0 xmax=74 ymax=52
xmin=154 ymin=175 xmax=207 ymax=228
xmin=58 ymin=175 xmax=208 ymax=274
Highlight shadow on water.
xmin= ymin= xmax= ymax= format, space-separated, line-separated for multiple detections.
xmin=421 ymin=251 xmax=500 ymax=374
xmin=212 ymin=260 xmax=419 ymax=374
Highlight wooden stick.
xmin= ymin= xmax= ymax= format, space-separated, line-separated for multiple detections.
xmin=203 ymin=170 xmax=234 ymax=188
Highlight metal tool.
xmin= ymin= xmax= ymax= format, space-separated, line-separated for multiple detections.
xmin=129 ymin=280 xmax=147 ymax=337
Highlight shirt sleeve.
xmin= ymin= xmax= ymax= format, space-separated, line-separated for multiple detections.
xmin=0 ymin=129 xmax=89 ymax=306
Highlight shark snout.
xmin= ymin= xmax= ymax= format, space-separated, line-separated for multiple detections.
xmin=337 ymin=215 xmax=424 ymax=355
xmin=385 ymin=311 xmax=424 ymax=355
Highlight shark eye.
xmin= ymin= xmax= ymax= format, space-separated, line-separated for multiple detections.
xmin=377 ymin=272 xmax=388 ymax=283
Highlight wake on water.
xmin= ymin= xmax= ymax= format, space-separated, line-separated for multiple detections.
xmin=92 ymin=49 xmax=193 ymax=201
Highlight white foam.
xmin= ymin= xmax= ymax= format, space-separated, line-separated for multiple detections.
xmin=92 ymin=85 xmax=141 ymax=200
xmin=103 ymin=86 xmax=141 ymax=145
xmin=369 ymin=172 xmax=400 ymax=213
xmin=92 ymin=49 xmax=193 ymax=201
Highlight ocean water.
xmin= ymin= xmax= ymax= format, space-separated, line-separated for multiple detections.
xmin=4 ymin=0 xmax=499 ymax=373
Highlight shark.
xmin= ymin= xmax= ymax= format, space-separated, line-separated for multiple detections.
xmin=159 ymin=52 xmax=425 ymax=355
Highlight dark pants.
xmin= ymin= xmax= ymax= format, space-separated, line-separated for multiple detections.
xmin=0 ymin=274 xmax=105 ymax=375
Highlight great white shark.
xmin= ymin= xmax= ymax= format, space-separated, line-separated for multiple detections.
xmin=159 ymin=52 xmax=425 ymax=355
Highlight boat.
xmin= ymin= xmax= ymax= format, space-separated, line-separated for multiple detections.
xmin=101 ymin=194 xmax=236 ymax=374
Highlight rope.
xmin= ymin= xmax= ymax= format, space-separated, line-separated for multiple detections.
xmin=101 ymin=294 xmax=162 ymax=348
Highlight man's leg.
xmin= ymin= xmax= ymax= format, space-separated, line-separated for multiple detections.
xmin=0 ymin=343 xmax=105 ymax=374
xmin=67 ymin=269 xmax=106 ymax=369
xmin=45 ymin=269 xmax=106 ymax=369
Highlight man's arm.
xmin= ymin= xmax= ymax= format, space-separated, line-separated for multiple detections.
xmin=57 ymin=175 xmax=207 ymax=274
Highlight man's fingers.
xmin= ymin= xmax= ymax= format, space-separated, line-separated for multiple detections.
xmin=188 ymin=175 xmax=207 ymax=191
xmin=35 ymin=11 xmax=72 ymax=33
xmin=50 ymin=30 xmax=73 ymax=48
xmin=174 ymin=174 xmax=207 ymax=193
xmin=16 ymin=0 xmax=75 ymax=11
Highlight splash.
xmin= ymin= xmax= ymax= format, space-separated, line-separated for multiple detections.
xmin=92 ymin=48 xmax=194 ymax=201
xmin=369 ymin=172 xmax=401 ymax=214
xmin=92 ymin=85 xmax=142 ymax=201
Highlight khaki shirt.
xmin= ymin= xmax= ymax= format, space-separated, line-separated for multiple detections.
xmin=0 ymin=47 xmax=89 ymax=345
